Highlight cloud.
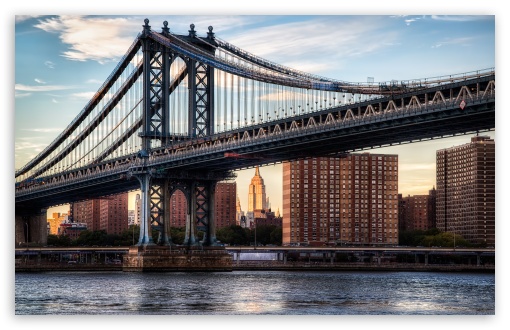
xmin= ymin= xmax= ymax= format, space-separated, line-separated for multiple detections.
xmin=431 ymin=37 xmax=474 ymax=49
xmin=405 ymin=18 xmax=420 ymax=26
xmin=72 ymin=92 xmax=96 ymax=99
xmin=431 ymin=15 xmax=493 ymax=22
xmin=52 ymin=99 xmax=58 ymax=103
xmin=44 ymin=61 xmax=55 ymax=69
xmin=34 ymin=78 xmax=47 ymax=84
xmin=226 ymin=17 xmax=398 ymax=77
xmin=15 ymin=91 xmax=32 ymax=98
xmin=15 ymin=84 xmax=74 ymax=92
xmin=34 ymin=16 xmax=141 ymax=64
xmin=86 ymin=79 xmax=104 ymax=84
xmin=21 ymin=128 xmax=63 ymax=133
xmin=15 ymin=15 xmax=42 ymax=23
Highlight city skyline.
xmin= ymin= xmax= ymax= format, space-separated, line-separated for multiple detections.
xmin=13 ymin=14 xmax=495 ymax=215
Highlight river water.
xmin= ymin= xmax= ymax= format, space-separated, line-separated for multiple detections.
xmin=15 ymin=271 xmax=494 ymax=315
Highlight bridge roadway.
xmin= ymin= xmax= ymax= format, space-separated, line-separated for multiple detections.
xmin=15 ymin=74 xmax=495 ymax=213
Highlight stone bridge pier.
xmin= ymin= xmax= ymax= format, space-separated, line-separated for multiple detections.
xmin=15 ymin=208 xmax=48 ymax=247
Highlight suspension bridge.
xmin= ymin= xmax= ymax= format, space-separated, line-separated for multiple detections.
xmin=15 ymin=19 xmax=495 ymax=250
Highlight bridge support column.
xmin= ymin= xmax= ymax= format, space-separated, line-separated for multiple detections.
xmin=425 ymin=253 xmax=429 ymax=265
xmin=15 ymin=208 xmax=48 ymax=247
xmin=136 ymin=173 xmax=155 ymax=246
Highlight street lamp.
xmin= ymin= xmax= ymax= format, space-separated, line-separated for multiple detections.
xmin=254 ymin=218 xmax=257 ymax=249
xmin=24 ymin=222 xmax=29 ymax=250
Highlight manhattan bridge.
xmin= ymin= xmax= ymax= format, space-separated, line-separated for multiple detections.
xmin=15 ymin=19 xmax=495 ymax=248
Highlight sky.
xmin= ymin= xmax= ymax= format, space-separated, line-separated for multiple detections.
xmin=5 ymin=1 xmax=508 ymax=328
xmin=13 ymin=13 xmax=496 ymax=215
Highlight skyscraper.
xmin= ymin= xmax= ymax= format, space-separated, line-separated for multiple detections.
xmin=283 ymin=154 xmax=399 ymax=246
xmin=436 ymin=136 xmax=495 ymax=246
xmin=247 ymin=166 xmax=267 ymax=212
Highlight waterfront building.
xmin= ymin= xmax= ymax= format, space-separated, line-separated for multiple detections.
xmin=214 ymin=182 xmax=237 ymax=228
xmin=169 ymin=190 xmax=187 ymax=227
xmin=398 ymin=187 xmax=437 ymax=231
xmin=72 ymin=193 xmax=128 ymax=235
xmin=47 ymin=212 xmax=68 ymax=235
xmin=58 ymin=220 xmax=87 ymax=239
xmin=436 ymin=136 xmax=495 ymax=246
xmin=99 ymin=193 xmax=128 ymax=235
xmin=283 ymin=154 xmax=399 ymax=246
xmin=73 ymin=199 xmax=101 ymax=231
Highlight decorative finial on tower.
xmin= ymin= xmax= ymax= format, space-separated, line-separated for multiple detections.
xmin=189 ymin=23 xmax=196 ymax=37
xmin=255 ymin=166 xmax=260 ymax=176
xmin=162 ymin=21 xmax=170 ymax=35
xmin=207 ymin=25 xmax=215 ymax=40
xmin=143 ymin=18 xmax=151 ymax=36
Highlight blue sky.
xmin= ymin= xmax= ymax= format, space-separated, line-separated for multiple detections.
xmin=13 ymin=13 xmax=496 ymax=213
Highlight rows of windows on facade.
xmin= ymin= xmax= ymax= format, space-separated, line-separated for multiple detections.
xmin=47 ymin=136 xmax=495 ymax=247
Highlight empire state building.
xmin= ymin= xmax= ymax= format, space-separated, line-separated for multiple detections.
xmin=247 ymin=166 xmax=267 ymax=212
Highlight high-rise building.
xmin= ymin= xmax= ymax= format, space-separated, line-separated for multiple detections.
xmin=436 ymin=136 xmax=495 ymax=246
xmin=134 ymin=193 xmax=142 ymax=225
xmin=215 ymin=182 xmax=237 ymax=228
xmin=73 ymin=193 xmax=128 ymax=235
xmin=248 ymin=166 xmax=267 ymax=212
xmin=128 ymin=210 xmax=135 ymax=226
xmin=99 ymin=193 xmax=128 ymax=235
xmin=283 ymin=154 xmax=399 ymax=246
xmin=236 ymin=194 xmax=244 ymax=226
xmin=168 ymin=182 xmax=237 ymax=229
xmin=398 ymin=187 xmax=436 ymax=231
xmin=169 ymin=190 xmax=187 ymax=227
xmin=73 ymin=199 xmax=101 ymax=231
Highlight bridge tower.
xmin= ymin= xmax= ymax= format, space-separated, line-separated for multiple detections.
xmin=133 ymin=19 xmax=226 ymax=247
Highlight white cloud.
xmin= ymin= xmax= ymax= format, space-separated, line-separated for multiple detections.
xmin=431 ymin=15 xmax=492 ymax=22
xmin=21 ymin=128 xmax=63 ymax=133
xmin=15 ymin=91 xmax=32 ymax=98
xmin=15 ymin=15 xmax=42 ymax=23
xmin=35 ymin=16 xmax=141 ymax=64
xmin=34 ymin=78 xmax=46 ymax=84
xmin=72 ymin=92 xmax=96 ymax=99
xmin=431 ymin=37 xmax=474 ymax=49
xmin=86 ymin=79 xmax=103 ymax=84
xmin=44 ymin=61 xmax=55 ymax=69
xmin=226 ymin=17 xmax=399 ymax=76
xmin=15 ymin=83 xmax=74 ymax=92
xmin=52 ymin=98 xmax=58 ymax=103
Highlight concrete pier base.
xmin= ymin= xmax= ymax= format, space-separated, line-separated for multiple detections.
xmin=123 ymin=245 xmax=232 ymax=272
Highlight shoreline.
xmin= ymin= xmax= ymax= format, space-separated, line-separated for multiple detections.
xmin=15 ymin=262 xmax=494 ymax=273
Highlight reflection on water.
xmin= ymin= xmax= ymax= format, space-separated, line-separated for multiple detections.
xmin=15 ymin=271 xmax=494 ymax=315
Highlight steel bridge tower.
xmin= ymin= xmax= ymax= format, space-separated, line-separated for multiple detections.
xmin=131 ymin=19 xmax=232 ymax=247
